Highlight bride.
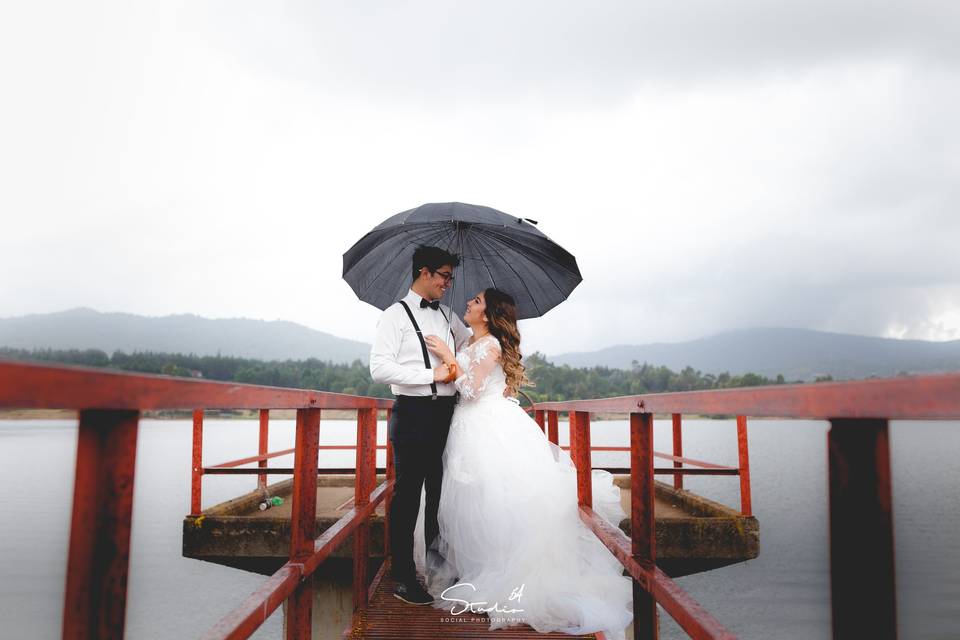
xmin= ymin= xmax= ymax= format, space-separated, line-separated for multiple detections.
xmin=419 ymin=288 xmax=633 ymax=639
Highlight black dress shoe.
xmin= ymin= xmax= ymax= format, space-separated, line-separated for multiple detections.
xmin=393 ymin=580 xmax=434 ymax=605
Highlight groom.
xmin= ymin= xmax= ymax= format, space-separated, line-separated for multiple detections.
xmin=369 ymin=245 xmax=471 ymax=605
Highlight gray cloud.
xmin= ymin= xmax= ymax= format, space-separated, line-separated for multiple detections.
xmin=1 ymin=1 xmax=958 ymax=355
xmin=201 ymin=1 xmax=960 ymax=101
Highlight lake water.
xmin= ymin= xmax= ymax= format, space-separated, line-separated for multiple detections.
xmin=1 ymin=417 xmax=958 ymax=639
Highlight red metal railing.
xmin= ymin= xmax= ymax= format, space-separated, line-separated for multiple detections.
xmin=534 ymin=372 xmax=960 ymax=640
xmin=533 ymin=409 xmax=752 ymax=515
xmin=0 ymin=359 xmax=393 ymax=640
xmin=5 ymin=356 xmax=960 ymax=640
xmin=191 ymin=408 xmax=394 ymax=515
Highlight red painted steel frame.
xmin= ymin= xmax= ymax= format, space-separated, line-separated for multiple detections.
xmin=353 ymin=408 xmax=378 ymax=615
xmin=0 ymin=359 xmax=393 ymax=411
xmin=736 ymin=416 xmax=752 ymax=516
xmin=384 ymin=408 xmax=394 ymax=556
xmin=63 ymin=409 xmax=140 ymax=640
xmin=0 ymin=360 xmax=398 ymax=640
xmin=258 ymin=409 xmax=269 ymax=491
xmin=287 ymin=408 xmax=320 ymax=640
xmin=534 ymin=409 xmax=545 ymax=432
xmin=632 ymin=413 xmax=657 ymax=639
xmin=534 ymin=372 xmax=960 ymax=418
xmin=672 ymin=413 xmax=683 ymax=490
xmin=191 ymin=409 xmax=203 ymax=516
xmin=203 ymin=482 xmax=393 ymax=640
xmin=547 ymin=410 xmax=560 ymax=445
xmin=580 ymin=508 xmax=735 ymax=640
xmin=570 ymin=411 xmax=593 ymax=508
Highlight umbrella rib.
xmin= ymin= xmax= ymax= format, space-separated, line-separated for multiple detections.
xmin=465 ymin=230 xmax=496 ymax=287
xmin=475 ymin=229 xmax=567 ymax=298
xmin=480 ymin=226 xmax=580 ymax=284
xmin=471 ymin=231 xmax=545 ymax=316
xmin=478 ymin=228 xmax=579 ymax=310
xmin=354 ymin=225 xmax=453 ymax=299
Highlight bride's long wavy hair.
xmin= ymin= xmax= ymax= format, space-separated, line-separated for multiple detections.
xmin=482 ymin=288 xmax=533 ymax=396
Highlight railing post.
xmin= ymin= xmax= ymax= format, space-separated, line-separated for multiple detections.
xmin=384 ymin=408 xmax=394 ymax=557
xmin=547 ymin=410 xmax=559 ymax=445
xmin=828 ymin=418 xmax=897 ymax=640
xmin=631 ymin=412 xmax=658 ymax=639
xmin=191 ymin=409 xmax=203 ymax=516
xmin=672 ymin=413 xmax=683 ymax=490
xmin=287 ymin=408 xmax=320 ymax=640
xmin=353 ymin=408 xmax=378 ymax=616
xmin=258 ymin=409 xmax=269 ymax=491
xmin=534 ymin=409 xmax=545 ymax=433
xmin=63 ymin=409 xmax=140 ymax=640
xmin=736 ymin=415 xmax=752 ymax=516
xmin=570 ymin=411 xmax=592 ymax=508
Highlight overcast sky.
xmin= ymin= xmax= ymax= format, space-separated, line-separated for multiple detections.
xmin=1 ymin=1 xmax=958 ymax=355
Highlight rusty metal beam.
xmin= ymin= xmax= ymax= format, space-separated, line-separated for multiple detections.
xmin=579 ymin=506 xmax=735 ymax=640
xmin=534 ymin=409 xmax=545 ymax=432
xmin=287 ymin=408 xmax=320 ymax=640
xmin=203 ymin=481 xmax=395 ymax=640
xmin=303 ymin=481 xmax=391 ymax=578
xmin=211 ymin=448 xmax=296 ymax=469
xmin=828 ymin=418 xmax=897 ymax=639
xmin=0 ymin=360 xmax=392 ymax=410
xmin=191 ymin=409 xmax=203 ymax=516
xmin=201 ymin=564 xmax=300 ymax=640
xmin=570 ymin=411 xmax=593 ymax=508
xmin=258 ymin=409 xmax=269 ymax=491
xmin=202 ymin=467 xmax=387 ymax=475
xmin=534 ymin=372 xmax=960 ymax=419
xmin=600 ymin=467 xmax=739 ymax=476
xmin=672 ymin=414 xmax=683 ymax=490
xmin=63 ymin=409 xmax=140 ymax=640
xmin=547 ymin=410 xmax=559 ymax=445
xmin=353 ymin=408 xmax=378 ymax=613
xmin=736 ymin=416 xmax=752 ymax=517
xmin=631 ymin=412 xmax=657 ymax=639
xmin=384 ymin=409 xmax=394 ymax=557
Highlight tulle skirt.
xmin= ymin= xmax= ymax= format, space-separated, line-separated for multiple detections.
xmin=414 ymin=396 xmax=633 ymax=639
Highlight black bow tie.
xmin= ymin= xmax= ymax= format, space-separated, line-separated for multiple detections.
xmin=420 ymin=299 xmax=440 ymax=310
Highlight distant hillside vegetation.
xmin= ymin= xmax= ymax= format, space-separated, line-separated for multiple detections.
xmin=0 ymin=347 xmax=793 ymax=403
xmin=0 ymin=308 xmax=370 ymax=364
xmin=548 ymin=328 xmax=960 ymax=380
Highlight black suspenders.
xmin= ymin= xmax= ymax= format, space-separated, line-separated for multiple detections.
xmin=398 ymin=300 xmax=456 ymax=400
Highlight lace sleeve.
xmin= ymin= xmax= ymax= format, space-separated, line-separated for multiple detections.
xmin=454 ymin=337 xmax=501 ymax=400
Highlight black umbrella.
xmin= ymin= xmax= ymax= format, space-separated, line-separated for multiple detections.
xmin=342 ymin=202 xmax=581 ymax=320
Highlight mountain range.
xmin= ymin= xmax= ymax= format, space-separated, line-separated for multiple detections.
xmin=0 ymin=308 xmax=370 ymax=364
xmin=549 ymin=327 xmax=960 ymax=380
xmin=2 ymin=309 xmax=959 ymax=380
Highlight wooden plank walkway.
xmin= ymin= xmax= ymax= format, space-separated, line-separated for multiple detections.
xmin=344 ymin=574 xmax=601 ymax=639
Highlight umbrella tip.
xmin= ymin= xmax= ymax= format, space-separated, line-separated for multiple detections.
xmin=520 ymin=217 xmax=538 ymax=225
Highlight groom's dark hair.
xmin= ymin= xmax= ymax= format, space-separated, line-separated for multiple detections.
xmin=411 ymin=245 xmax=461 ymax=281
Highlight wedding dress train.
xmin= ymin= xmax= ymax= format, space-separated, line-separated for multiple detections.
xmin=413 ymin=335 xmax=632 ymax=639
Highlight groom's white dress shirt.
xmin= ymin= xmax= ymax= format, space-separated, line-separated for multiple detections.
xmin=370 ymin=289 xmax=472 ymax=397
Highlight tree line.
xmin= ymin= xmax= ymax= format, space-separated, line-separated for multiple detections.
xmin=0 ymin=347 xmax=801 ymax=401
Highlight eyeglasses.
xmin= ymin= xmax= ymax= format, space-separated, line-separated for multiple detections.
xmin=433 ymin=270 xmax=455 ymax=283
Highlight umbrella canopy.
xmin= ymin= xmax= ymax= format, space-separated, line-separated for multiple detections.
xmin=342 ymin=202 xmax=581 ymax=320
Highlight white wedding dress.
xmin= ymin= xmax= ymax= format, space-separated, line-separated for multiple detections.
xmin=413 ymin=335 xmax=633 ymax=639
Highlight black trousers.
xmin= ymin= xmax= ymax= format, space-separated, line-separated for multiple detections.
xmin=388 ymin=394 xmax=456 ymax=583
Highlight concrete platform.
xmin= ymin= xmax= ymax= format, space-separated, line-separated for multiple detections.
xmin=183 ymin=475 xmax=758 ymax=578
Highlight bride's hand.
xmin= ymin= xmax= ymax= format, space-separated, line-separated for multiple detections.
xmin=424 ymin=335 xmax=455 ymax=363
